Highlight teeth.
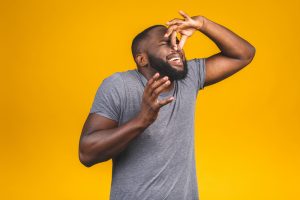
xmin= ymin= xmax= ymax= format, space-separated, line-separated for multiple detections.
xmin=169 ymin=57 xmax=180 ymax=61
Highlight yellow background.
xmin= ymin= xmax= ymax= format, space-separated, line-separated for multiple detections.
xmin=1 ymin=0 xmax=299 ymax=199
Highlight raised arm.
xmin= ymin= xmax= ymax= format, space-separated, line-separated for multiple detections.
xmin=196 ymin=16 xmax=255 ymax=86
xmin=165 ymin=10 xmax=256 ymax=87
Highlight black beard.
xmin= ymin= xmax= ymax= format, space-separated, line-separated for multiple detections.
xmin=147 ymin=53 xmax=188 ymax=82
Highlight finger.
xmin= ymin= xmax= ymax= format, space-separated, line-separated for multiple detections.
xmin=179 ymin=35 xmax=188 ymax=49
xmin=147 ymin=72 xmax=160 ymax=85
xmin=151 ymin=76 xmax=169 ymax=90
xmin=147 ymin=76 xmax=169 ymax=96
xmin=164 ymin=25 xmax=177 ymax=38
xmin=170 ymin=31 xmax=178 ymax=50
xmin=151 ymin=80 xmax=171 ymax=100
xmin=157 ymin=96 xmax=175 ymax=108
xmin=178 ymin=10 xmax=191 ymax=20
xmin=145 ymin=72 xmax=160 ymax=93
xmin=166 ymin=18 xmax=183 ymax=26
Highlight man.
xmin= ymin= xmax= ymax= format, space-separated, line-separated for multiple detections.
xmin=79 ymin=10 xmax=255 ymax=200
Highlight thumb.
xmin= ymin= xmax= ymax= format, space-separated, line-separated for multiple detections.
xmin=179 ymin=35 xmax=188 ymax=49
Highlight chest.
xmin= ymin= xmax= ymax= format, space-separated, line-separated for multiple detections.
xmin=119 ymin=80 xmax=197 ymax=126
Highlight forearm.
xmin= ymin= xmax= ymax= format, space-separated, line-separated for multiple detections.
xmin=79 ymin=116 xmax=147 ymax=167
xmin=198 ymin=16 xmax=255 ymax=60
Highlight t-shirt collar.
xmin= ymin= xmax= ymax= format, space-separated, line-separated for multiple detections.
xmin=135 ymin=69 xmax=148 ymax=87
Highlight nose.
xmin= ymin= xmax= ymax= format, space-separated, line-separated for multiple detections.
xmin=172 ymin=42 xmax=183 ymax=51
xmin=172 ymin=44 xmax=178 ymax=51
xmin=165 ymin=38 xmax=179 ymax=50
xmin=170 ymin=45 xmax=183 ymax=54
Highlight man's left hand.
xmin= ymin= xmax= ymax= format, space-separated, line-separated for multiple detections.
xmin=165 ymin=10 xmax=205 ymax=49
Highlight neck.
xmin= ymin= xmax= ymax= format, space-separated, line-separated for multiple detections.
xmin=137 ymin=68 xmax=175 ymax=93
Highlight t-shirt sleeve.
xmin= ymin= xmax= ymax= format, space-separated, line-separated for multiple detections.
xmin=186 ymin=58 xmax=206 ymax=90
xmin=89 ymin=73 xmax=124 ymax=122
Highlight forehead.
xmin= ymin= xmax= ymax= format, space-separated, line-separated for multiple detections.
xmin=148 ymin=26 xmax=168 ymax=41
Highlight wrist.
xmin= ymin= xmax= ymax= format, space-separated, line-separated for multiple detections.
xmin=194 ymin=16 xmax=206 ymax=31
xmin=133 ymin=113 xmax=151 ymax=130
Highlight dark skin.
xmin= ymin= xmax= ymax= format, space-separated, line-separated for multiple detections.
xmin=79 ymin=73 xmax=173 ymax=167
xmin=79 ymin=11 xmax=255 ymax=167
xmin=135 ymin=26 xmax=187 ymax=91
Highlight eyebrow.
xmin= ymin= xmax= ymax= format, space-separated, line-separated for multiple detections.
xmin=159 ymin=37 xmax=169 ymax=42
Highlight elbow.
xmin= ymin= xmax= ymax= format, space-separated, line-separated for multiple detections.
xmin=79 ymin=147 xmax=111 ymax=167
xmin=241 ymin=46 xmax=256 ymax=66
xmin=248 ymin=46 xmax=256 ymax=60
xmin=79 ymin=151 xmax=94 ymax=168
xmin=245 ymin=46 xmax=256 ymax=62
xmin=78 ymin=135 xmax=113 ymax=167
xmin=79 ymin=139 xmax=94 ymax=167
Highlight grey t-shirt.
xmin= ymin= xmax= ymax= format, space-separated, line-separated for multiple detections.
xmin=90 ymin=58 xmax=206 ymax=200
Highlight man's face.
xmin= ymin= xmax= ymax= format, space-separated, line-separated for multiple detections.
xmin=146 ymin=27 xmax=188 ymax=81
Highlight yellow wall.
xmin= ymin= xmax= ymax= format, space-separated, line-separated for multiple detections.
xmin=1 ymin=0 xmax=299 ymax=199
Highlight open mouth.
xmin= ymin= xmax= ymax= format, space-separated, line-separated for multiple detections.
xmin=167 ymin=53 xmax=183 ymax=67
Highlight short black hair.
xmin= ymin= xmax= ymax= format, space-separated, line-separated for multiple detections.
xmin=131 ymin=24 xmax=165 ymax=61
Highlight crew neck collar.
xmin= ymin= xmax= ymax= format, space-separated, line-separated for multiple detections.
xmin=135 ymin=69 xmax=148 ymax=87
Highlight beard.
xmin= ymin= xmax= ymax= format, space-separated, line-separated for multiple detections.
xmin=147 ymin=53 xmax=188 ymax=82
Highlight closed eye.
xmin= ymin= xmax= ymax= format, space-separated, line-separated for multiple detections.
xmin=159 ymin=39 xmax=180 ymax=46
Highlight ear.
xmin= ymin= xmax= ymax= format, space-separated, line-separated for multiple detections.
xmin=135 ymin=53 xmax=149 ymax=67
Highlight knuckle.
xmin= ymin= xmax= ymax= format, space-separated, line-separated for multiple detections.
xmin=159 ymin=79 xmax=166 ymax=84
xmin=158 ymin=100 xmax=164 ymax=105
xmin=150 ymin=84 xmax=155 ymax=90
xmin=150 ymin=103 xmax=157 ymax=111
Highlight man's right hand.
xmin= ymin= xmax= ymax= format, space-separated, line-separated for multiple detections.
xmin=137 ymin=73 xmax=175 ymax=128
xmin=79 ymin=72 xmax=175 ymax=166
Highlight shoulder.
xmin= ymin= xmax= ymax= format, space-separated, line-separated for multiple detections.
xmin=183 ymin=58 xmax=206 ymax=90
xmin=98 ymin=72 xmax=125 ymax=93
xmin=101 ymin=69 xmax=137 ymax=86
xmin=185 ymin=58 xmax=205 ymax=78
xmin=96 ymin=70 xmax=140 ymax=98
xmin=187 ymin=58 xmax=205 ymax=68
xmin=102 ymin=72 xmax=123 ymax=85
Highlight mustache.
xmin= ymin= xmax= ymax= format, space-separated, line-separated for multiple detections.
xmin=166 ymin=50 xmax=184 ymax=60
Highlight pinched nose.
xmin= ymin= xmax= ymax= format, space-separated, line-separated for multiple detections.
xmin=172 ymin=45 xmax=178 ymax=51
xmin=173 ymin=47 xmax=184 ymax=55
xmin=172 ymin=43 xmax=184 ymax=51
